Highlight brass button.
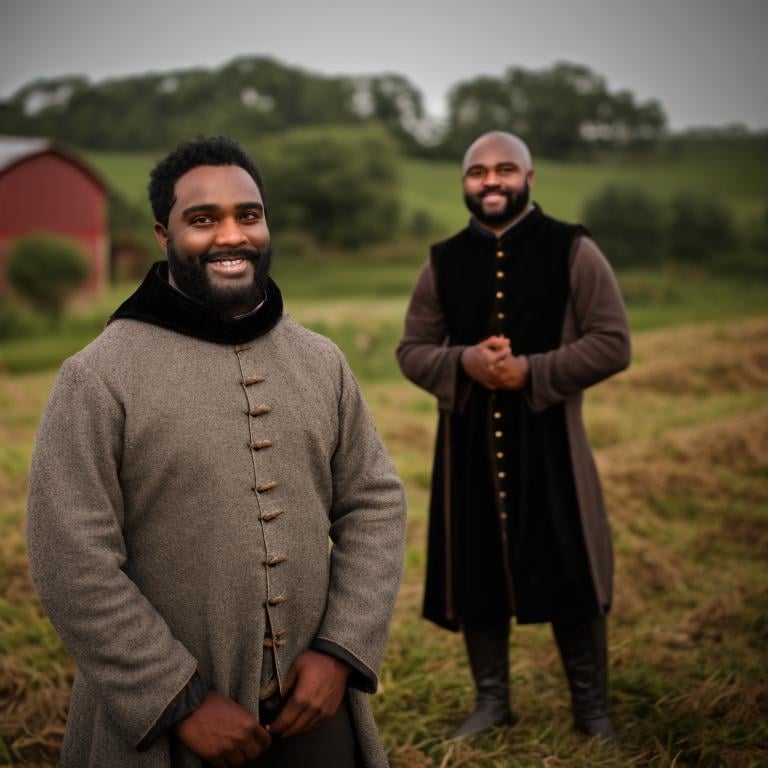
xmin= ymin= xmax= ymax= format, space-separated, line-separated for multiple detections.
xmin=494 ymin=411 xmax=502 ymax=419
xmin=268 ymin=594 xmax=286 ymax=606
xmin=250 ymin=439 xmax=273 ymax=450
xmin=497 ymin=312 xmax=505 ymax=320
xmin=244 ymin=374 xmax=265 ymax=386
xmin=496 ymin=250 xmax=504 ymax=258
xmin=266 ymin=554 xmax=287 ymax=567
xmin=496 ymin=452 xmax=504 ymax=459
xmin=250 ymin=405 xmax=272 ymax=417
xmin=496 ymin=271 xmax=505 ymax=279
xmin=234 ymin=343 xmax=253 ymax=353
xmin=496 ymin=291 xmax=504 ymax=299
xmin=498 ymin=471 xmax=506 ymax=479
xmin=255 ymin=480 xmax=277 ymax=492
xmin=261 ymin=509 xmax=284 ymax=522
xmin=500 ymin=511 xmax=508 ymax=520
xmin=495 ymin=430 xmax=503 ymax=438
xmin=499 ymin=491 xmax=507 ymax=499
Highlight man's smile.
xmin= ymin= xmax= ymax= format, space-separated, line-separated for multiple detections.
xmin=207 ymin=257 xmax=251 ymax=277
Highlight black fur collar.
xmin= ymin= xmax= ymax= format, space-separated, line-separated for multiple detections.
xmin=109 ymin=262 xmax=283 ymax=345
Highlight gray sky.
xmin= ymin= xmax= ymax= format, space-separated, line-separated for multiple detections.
xmin=1 ymin=0 xmax=766 ymax=130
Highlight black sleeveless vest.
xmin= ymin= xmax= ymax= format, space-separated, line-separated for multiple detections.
xmin=431 ymin=206 xmax=584 ymax=353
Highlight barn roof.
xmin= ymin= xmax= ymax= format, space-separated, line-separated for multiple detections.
xmin=0 ymin=135 xmax=107 ymax=191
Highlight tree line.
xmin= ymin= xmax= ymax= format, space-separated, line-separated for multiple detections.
xmin=0 ymin=56 xmax=668 ymax=159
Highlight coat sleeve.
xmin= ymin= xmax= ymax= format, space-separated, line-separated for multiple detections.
xmin=526 ymin=236 xmax=631 ymax=412
xmin=395 ymin=261 xmax=472 ymax=413
xmin=312 ymin=352 xmax=407 ymax=693
xmin=26 ymin=356 xmax=198 ymax=749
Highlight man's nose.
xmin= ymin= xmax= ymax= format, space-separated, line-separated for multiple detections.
xmin=214 ymin=217 xmax=248 ymax=247
xmin=483 ymin=170 xmax=502 ymax=186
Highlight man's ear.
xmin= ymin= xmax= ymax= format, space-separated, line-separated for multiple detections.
xmin=154 ymin=223 xmax=169 ymax=254
xmin=527 ymin=169 xmax=535 ymax=188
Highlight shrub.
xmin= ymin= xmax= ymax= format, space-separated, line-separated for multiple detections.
xmin=7 ymin=234 xmax=89 ymax=322
xmin=667 ymin=194 xmax=741 ymax=270
xmin=582 ymin=186 xmax=666 ymax=269
xmin=732 ymin=206 xmax=768 ymax=278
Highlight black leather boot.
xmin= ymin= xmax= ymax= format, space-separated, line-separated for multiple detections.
xmin=553 ymin=616 xmax=616 ymax=741
xmin=450 ymin=620 xmax=517 ymax=739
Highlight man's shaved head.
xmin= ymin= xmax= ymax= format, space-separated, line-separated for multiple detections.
xmin=462 ymin=131 xmax=533 ymax=175
xmin=461 ymin=131 xmax=535 ymax=232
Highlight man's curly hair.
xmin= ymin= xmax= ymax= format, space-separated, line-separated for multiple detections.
xmin=148 ymin=136 xmax=267 ymax=227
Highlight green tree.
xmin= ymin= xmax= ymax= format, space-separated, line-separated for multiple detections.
xmin=255 ymin=124 xmax=401 ymax=248
xmin=441 ymin=62 xmax=667 ymax=159
xmin=582 ymin=186 xmax=666 ymax=269
xmin=7 ymin=234 xmax=89 ymax=322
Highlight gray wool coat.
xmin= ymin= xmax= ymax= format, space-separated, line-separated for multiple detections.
xmin=396 ymin=235 xmax=631 ymax=615
xmin=27 ymin=314 xmax=406 ymax=767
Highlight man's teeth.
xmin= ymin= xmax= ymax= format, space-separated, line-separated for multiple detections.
xmin=216 ymin=259 xmax=244 ymax=265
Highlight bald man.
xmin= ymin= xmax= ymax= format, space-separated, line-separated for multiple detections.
xmin=397 ymin=132 xmax=630 ymax=741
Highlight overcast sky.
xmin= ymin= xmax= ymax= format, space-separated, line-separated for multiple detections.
xmin=1 ymin=0 xmax=766 ymax=131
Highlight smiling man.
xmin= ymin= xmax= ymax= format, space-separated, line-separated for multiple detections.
xmin=27 ymin=136 xmax=406 ymax=767
xmin=397 ymin=131 xmax=631 ymax=741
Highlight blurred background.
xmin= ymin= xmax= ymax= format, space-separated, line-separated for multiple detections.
xmin=1 ymin=1 xmax=766 ymax=765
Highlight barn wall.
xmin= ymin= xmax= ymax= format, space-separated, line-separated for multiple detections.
xmin=0 ymin=152 xmax=108 ymax=296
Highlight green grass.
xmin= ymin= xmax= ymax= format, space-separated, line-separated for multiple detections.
xmin=3 ymin=267 xmax=767 ymax=377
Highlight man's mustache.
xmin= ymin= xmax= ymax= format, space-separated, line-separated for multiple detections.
xmin=479 ymin=188 xmax=511 ymax=198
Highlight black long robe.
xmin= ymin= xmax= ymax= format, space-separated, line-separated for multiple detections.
xmin=424 ymin=209 xmax=599 ymax=630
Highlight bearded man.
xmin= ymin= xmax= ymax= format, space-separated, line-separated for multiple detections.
xmin=27 ymin=136 xmax=406 ymax=767
xmin=396 ymin=131 xmax=630 ymax=741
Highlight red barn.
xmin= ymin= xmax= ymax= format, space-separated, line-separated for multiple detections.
xmin=0 ymin=136 xmax=108 ymax=297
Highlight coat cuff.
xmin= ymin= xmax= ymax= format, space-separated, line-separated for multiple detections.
xmin=136 ymin=670 xmax=207 ymax=751
xmin=310 ymin=638 xmax=377 ymax=694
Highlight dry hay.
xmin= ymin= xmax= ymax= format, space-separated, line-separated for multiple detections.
xmin=605 ymin=317 xmax=768 ymax=396
xmin=599 ymin=406 xmax=768 ymax=518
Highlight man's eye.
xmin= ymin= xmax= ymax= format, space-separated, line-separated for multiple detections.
xmin=240 ymin=211 xmax=262 ymax=223
xmin=191 ymin=216 xmax=214 ymax=226
xmin=497 ymin=165 xmax=517 ymax=176
xmin=466 ymin=168 xmax=485 ymax=179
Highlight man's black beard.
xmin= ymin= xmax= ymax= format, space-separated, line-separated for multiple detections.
xmin=464 ymin=182 xmax=530 ymax=227
xmin=167 ymin=238 xmax=272 ymax=315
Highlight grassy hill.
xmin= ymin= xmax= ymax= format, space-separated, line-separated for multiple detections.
xmin=86 ymin=139 xmax=768 ymax=237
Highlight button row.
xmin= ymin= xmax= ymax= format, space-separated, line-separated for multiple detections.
xmin=239 ymin=363 xmax=288 ymax=633
xmin=494 ymin=423 xmax=508 ymax=503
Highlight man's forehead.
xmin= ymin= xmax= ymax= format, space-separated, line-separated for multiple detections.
xmin=463 ymin=135 xmax=531 ymax=171
xmin=172 ymin=164 xmax=261 ymax=209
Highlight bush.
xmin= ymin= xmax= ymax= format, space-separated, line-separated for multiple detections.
xmin=252 ymin=124 xmax=401 ymax=248
xmin=7 ymin=234 xmax=89 ymax=321
xmin=582 ymin=186 xmax=666 ymax=269
xmin=667 ymin=194 xmax=741 ymax=269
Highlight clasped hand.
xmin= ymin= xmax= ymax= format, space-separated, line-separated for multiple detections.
xmin=461 ymin=335 xmax=529 ymax=390
xmin=175 ymin=651 xmax=350 ymax=766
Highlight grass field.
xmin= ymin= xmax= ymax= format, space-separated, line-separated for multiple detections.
xmin=1 ymin=293 xmax=767 ymax=765
xmin=2 ymin=140 xmax=766 ymax=764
